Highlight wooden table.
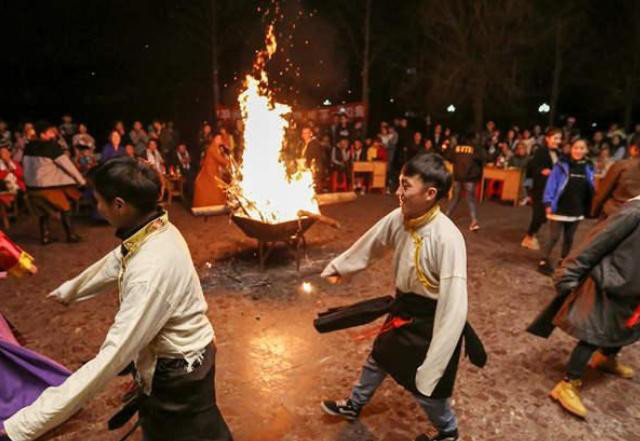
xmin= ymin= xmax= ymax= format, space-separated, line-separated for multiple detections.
xmin=352 ymin=161 xmax=387 ymax=192
xmin=163 ymin=175 xmax=185 ymax=205
xmin=479 ymin=166 xmax=523 ymax=206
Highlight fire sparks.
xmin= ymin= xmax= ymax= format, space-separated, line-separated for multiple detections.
xmin=227 ymin=25 xmax=319 ymax=223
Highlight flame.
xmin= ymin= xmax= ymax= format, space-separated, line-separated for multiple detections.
xmin=230 ymin=25 xmax=319 ymax=223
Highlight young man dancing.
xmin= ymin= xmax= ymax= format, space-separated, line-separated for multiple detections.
xmin=320 ymin=153 xmax=485 ymax=441
xmin=1 ymin=157 xmax=232 ymax=441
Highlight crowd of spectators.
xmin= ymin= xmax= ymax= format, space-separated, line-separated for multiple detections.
xmin=1 ymin=111 xmax=639 ymax=249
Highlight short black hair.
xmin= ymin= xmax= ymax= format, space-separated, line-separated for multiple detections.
xmin=92 ymin=157 xmax=161 ymax=213
xmin=35 ymin=120 xmax=55 ymax=136
xmin=401 ymin=153 xmax=452 ymax=200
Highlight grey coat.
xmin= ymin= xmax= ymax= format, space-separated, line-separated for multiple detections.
xmin=23 ymin=140 xmax=86 ymax=189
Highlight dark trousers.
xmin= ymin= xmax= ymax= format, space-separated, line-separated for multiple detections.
xmin=566 ymin=341 xmax=621 ymax=380
xmin=543 ymin=220 xmax=580 ymax=261
xmin=527 ymin=198 xmax=547 ymax=236
xmin=140 ymin=344 xmax=232 ymax=441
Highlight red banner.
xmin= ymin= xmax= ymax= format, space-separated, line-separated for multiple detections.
xmin=216 ymin=102 xmax=367 ymax=124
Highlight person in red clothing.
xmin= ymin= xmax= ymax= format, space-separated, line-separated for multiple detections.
xmin=0 ymin=146 xmax=25 ymax=193
xmin=0 ymin=146 xmax=26 ymax=213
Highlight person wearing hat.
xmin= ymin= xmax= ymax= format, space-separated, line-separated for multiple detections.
xmin=22 ymin=121 xmax=86 ymax=244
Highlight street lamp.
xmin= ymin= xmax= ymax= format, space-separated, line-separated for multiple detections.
xmin=323 ymin=99 xmax=332 ymax=106
xmin=538 ymin=103 xmax=550 ymax=114
xmin=447 ymin=104 xmax=456 ymax=113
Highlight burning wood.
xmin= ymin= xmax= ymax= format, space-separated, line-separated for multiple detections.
xmin=221 ymin=25 xmax=320 ymax=225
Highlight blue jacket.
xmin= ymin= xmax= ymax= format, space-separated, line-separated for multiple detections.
xmin=543 ymin=159 xmax=595 ymax=213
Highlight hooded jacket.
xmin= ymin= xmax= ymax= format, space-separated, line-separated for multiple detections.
xmin=543 ymin=158 xmax=595 ymax=215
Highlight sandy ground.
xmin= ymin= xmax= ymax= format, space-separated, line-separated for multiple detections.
xmin=2 ymin=194 xmax=639 ymax=441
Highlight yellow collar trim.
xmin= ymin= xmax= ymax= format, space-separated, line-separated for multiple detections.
xmin=121 ymin=213 xmax=170 ymax=259
xmin=404 ymin=205 xmax=440 ymax=230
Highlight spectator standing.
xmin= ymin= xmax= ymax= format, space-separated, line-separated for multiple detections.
xmin=431 ymin=124 xmax=445 ymax=152
xmin=538 ymin=139 xmax=595 ymax=275
xmin=509 ymin=142 xmax=532 ymax=205
xmin=521 ymin=128 xmax=562 ymax=250
xmin=300 ymin=126 xmax=326 ymax=191
xmin=445 ymin=134 xmax=485 ymax=231
xmin=331 ymin=137 xmax=352 ymax=188
xmin=193 ymin=134 xmax=230 ymax=208
xmin=129 ymin=121 xmax=149 ymax=156
xmin=114 ymin=120 xmax=131 ymax=146
xmin=408 ymin=131 xmax=423 ymax=160
xmin=59 ymin=115 xmax=77 ymax=148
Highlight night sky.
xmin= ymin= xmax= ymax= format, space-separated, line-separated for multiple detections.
xmin=2 ymin=0 xmax=640 ymax=142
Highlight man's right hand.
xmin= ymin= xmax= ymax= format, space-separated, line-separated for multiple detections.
xmin=541 ymin=168 xmax=551 ymax=176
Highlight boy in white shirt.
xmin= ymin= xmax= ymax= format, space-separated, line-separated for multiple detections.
xmin=1 ymin=157 xmax=232 ymax=441
xmin=320 ymin=153 xmax=485 ymax=441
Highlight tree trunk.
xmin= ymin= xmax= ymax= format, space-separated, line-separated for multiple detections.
xmin=472 ymin=77 xmax=485 ymax=133
xmin=623 ymin=74 xmax=634 ymax=132
xmin=211 ymin=0 xmax=221 ymax=123
xmin=361 ymin=0 xmax=372 ymax=136
xmin=549 ymin=19 xmax=563 ymax=127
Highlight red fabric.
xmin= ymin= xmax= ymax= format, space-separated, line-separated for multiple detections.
xmin=627 ymin=305 xmax=640 ymax=328
xmin=0 ymin=231 xmax=22 ymax=272
xmin=0 ymin=161 xmax=26 ymax=192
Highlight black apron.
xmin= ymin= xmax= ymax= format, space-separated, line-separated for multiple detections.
xmin=314 ymin=291 xmax=486 ymax=399
xmin=110 ymin=344 xmax=232 ymax=441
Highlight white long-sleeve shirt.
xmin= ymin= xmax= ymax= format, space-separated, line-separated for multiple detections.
xmin=321 ymin=206 xmax=468 ymax=396
xmin=5 ymin=214 xmax=214 ymax=441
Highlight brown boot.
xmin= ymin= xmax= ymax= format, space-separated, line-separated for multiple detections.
xmin=550 ymin=379 xmax=587 ymax=418
xmin=590 ymin=351 xmax=635 ymax=379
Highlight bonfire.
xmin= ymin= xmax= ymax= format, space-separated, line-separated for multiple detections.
xmin=219 ymin=25 xmax=320 ymax=224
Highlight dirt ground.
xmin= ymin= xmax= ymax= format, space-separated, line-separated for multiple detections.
xmin=2 ymin=194 xmax=639 ymax=441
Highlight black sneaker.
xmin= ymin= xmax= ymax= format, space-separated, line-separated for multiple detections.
xmin=415 ymin=428 xmax=459 ymax=441
xmin=321 ymin=399 xmax=361 ymax=421
xmin=537 ymin=259 xmax=554 ymax=276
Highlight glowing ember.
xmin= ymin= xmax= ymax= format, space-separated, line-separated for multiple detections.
xmin=228 ymin=25 xmax=319 ymax=223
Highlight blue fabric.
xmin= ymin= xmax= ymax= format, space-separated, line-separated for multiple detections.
xmin=543 ymin=159 xmax=595 ymax=213
xmin=101 ymin=143 xmax=125 ymax=163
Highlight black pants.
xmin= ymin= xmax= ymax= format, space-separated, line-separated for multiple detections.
xmin=543 ymin=220 xmax=580 ymax=261
xmin=566 ymin=341 xmax=621 ymax=380
xmin=527 ymin=198 xmax=547 ymax=236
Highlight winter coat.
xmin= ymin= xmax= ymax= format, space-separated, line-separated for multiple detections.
xmin=591 ymin=157 xmax=640 ymax=219
xmin=527 ymin=145 xmax=557 ymax=199
xmin=22 ymin=140 xmax=85 ymax=189
xmin=543 ymin=159 xmax=595 ymax=214
xmin=446 ymin=144 xmax=486 ymax=182
xmin=527 ymin=197 xmax=640 ymax=347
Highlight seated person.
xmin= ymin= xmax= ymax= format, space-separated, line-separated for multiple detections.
xmin=74 ymin=145 xmax=97 ymax=176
